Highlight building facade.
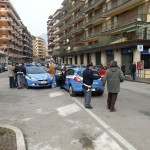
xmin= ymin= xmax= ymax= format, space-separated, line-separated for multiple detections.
xmin=33 ymin=37 xmax=46 ymax=60
xmin=0 ymin=0 xmax=33 ymax=66
xmin=51 ymin=0 xmax=150 ymax=77
xmin=47 ymin=16 xmax=55 ymax=56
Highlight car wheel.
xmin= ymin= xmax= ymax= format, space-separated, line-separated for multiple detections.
xmin=25 ymin=81 xmax=30 ymax=89
xmin=69 ymin=85 xmax=76 ymax=96
xmin=97 ymin=90 xmax=104 ymax=96
xmin=49 ymin=85 xmax=52 ymax=88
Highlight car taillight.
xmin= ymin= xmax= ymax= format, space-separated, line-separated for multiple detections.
xmin=74 ymin=77 xmax=81 ymax=82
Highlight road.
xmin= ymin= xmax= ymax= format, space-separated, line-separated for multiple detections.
xmin=0 ymin=72 xmax=150 ymax=150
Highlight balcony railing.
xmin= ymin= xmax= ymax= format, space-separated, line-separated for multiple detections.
xmin=102 ymin=14 xmax=147 ymax=33
xmin=69 ymin=0 xmax=85 ymax=12
xmin=65 ymin=33 xmax=150 ymax=53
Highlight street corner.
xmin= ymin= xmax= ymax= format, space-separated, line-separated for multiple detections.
xmin=0 ymin=124 xmax=26 ymax=150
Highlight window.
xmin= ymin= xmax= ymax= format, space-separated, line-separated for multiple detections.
xmin=66 ymin=69 xmax=74 ymax=76
xmin=0 ymin=5 xmax=5 ymax=8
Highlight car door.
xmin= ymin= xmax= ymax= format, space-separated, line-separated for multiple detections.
xmin=53 ymin=68 xmax=63 ymax=87
xmin=64 ymin=69 xmax=75 ymax=89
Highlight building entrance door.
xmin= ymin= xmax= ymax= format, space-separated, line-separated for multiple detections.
xmin=122 ymin=54 xmax=133 ymax=75
xmin=96 ymin=52 xmax=101 ymax=66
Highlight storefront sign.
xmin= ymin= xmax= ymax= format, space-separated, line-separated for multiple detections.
xmin=106 ymin=50 xmax=113 ymax=55
xmin=121 ymin=48 xmax=131 ymax=54
xmin=137 ymin=45 xmax=143 ymax=51
xmin=141 ymin=49 xmax=150 ymax=55
xmin=137 ymin=61 xmax=144 ymax=70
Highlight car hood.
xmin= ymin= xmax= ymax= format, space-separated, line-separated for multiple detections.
xmin=27 ymin=73 xmax=51 ymax=80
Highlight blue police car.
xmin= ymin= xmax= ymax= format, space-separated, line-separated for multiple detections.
xmin=25 ymin=65 xmax=53 ymax=88
xmin=53 ymin=66 xmax=104 ymax=96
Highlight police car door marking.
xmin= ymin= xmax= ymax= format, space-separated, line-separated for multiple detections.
xmin=57 ymin=103 xmax=81 ymax=117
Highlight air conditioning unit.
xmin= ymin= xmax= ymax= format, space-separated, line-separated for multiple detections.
xmin=136 ymin=18 xmax=142 ymax=21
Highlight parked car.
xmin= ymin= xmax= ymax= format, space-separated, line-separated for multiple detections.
xmin=25 ymin=65 xmax=53 ymax=88
xmin=53 ymin=67 xmax=104 ymax=96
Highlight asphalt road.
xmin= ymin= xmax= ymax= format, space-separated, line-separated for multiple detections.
xmin=0 ymin=72 xmax=150 ymax=150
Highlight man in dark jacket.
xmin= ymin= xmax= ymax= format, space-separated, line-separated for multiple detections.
xmin=103 ymin=61 xmax=124 ymax=112
xmin=83 ymin=62 xmax=100 ymax=109
xmin=131 ymin=62 xmax=136 ymax=80
xmin=16 ymin=63 xmax=26 ymax=89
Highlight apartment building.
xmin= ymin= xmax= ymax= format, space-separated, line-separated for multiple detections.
xmin=52 ymin=0 xmax=150 ymax=76
xmin=33 ymin=37 xmax=46 ymax=59
xmin=0 ymin=0 xmax=33 ymax=65
xmin=47 ymin=16 xmax=55 ymax=56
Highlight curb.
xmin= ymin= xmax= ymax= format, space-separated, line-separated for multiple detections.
xmin=125 ymin=79 xmax=150 ymax=84
xmin=0 ymin=124 xmax=26 ymax=150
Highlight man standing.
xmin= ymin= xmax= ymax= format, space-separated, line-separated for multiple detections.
xmin=131 ymin=62 xmax=136 ymax=80
xmin=121 ymin=62 xmax=125 ymax=76
xmin=8 ymin=62 xmax=15 ymax=88
xmin=83 ymin=62 xmax=100 ymax=109
xmin=16 ymin=63 xmax=26 ymax=89
xmin=103 ymin=61 xmax=124 ymax=112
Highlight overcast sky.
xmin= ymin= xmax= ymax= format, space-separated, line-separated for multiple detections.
xmin=10 ymin=0 xmax=63 ymax=36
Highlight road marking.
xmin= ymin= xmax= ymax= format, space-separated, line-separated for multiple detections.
xmin=57 ymin=103 xmax=81 ymax=117
xmin=35 ymin=109 xmax=53 ymax=115
xmin=49 ymin=91 xmax=64 ymax=98
xmin=66 ymin=92 xmax=137 ymax=150
xmin=94 ymin=132 xmax=123 ymax=150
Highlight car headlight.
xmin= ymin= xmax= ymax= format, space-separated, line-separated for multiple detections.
xmin=26 ymin=76 xmax=37 ymax=81
xmin=49 ymin=76 xmax=53 ymax=80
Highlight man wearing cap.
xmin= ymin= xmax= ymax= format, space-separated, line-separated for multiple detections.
xmin=83 ymin=62 xmax=101 ymax=109
xmin=103 ymin=61 xmax=125 ymax=112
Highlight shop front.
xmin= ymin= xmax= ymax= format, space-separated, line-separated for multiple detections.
xmin=121 ymin=48 xmax=133 ymax=75
xmin=106 ymin=50 xmax=114 ymax=66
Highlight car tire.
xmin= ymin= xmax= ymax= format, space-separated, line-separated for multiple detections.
xmin=25 ymin=81 xmax=30 ymax=89
xmin=97 ymin=90 xmax=104 ymax=96
xmin=49 ymin=85 xmax=52 ymax=88
xmin=69 ymin=85 xmax=76 ymax=96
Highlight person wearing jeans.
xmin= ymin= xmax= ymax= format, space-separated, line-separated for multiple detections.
xmin=16 ymin=63 xmax=26 ymax=89
xmin=8 ymin=62 xmax=15 ymax=88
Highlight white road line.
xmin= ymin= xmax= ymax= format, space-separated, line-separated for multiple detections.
xmin=65 ymin=92 xmax=137 ymax=150
xmin=49 ymin=91 xmax=64 ymax=98
xmin=57 ymin=103 xmax=81 ymax=117
xmin=94 ymin=132 xmax=123 ymax=150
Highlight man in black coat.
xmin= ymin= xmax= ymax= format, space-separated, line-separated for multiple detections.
xmin=83 ymin=62 xmax=100 ymax=109
xmin=16 ymin=63 xmax=26 ymax=89
xmin=131 ymin=62 xmax=136 ymax=80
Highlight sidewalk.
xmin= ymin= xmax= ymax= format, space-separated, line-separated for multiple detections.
xmin=125 ymin=75 xmax=150 ymax=84
xmin=0 ymin=125 xmax=26 ymax=150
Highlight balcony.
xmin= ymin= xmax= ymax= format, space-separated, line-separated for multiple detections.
xmin=69 ymin=0 xmax=85 ymax=13
xmin=61 ymin=12 xmax=72 ymax=22
xmin=61 ymin=0 xmax=71 ymax=11
xmin=48 ymin=42 xmax=55 ymax=46
xmin=54 ymin=37 xmax=60 ymax=42
xmin=70 ymin=23 xmax=84 ymax=35
xmin=83 ymin=32 xmax=100 ymax=42
xmin=83 ymin=0 xmax=105 ymax=13
xmin=61 ymin=21 xmax=72 ymax=31
xmin=69 ymin=11 xmax=84 ymax=25
xmin=104 ymin=0 xmax=142 ymax=17
xmin=102 ymin=14 xmax=148 ymax=34
xmin=53 ymin=20 xmax=60 ymax=26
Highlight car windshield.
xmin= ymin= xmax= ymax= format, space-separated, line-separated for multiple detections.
xmin=77 ymin=70 xmax=99 ymax=77
xmin=27 ymin=67 xmax=47 ymax=74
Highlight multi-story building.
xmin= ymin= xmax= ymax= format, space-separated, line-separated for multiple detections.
xmin=47 ymin=16 xmax=55 ymax=56
xmin=0 ymin=0 xmax=33 ymax=65
xmin=33 ymin=37 xmax=46 ymax=59
xmin=52 ymin=0 xmax=150 ymax=77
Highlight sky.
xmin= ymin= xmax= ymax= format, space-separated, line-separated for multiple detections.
xmin=10 ymin=0 xmax=63 ymax=36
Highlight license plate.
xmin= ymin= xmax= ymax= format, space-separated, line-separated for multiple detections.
xmin=41 ymin=81 xmax=47 ymax=84
xmin=92 ymin=88 xmax=96 ymax=91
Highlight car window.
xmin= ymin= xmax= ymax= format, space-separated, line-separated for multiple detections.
xmin=77 ymin=70 xmax=99 ymax=77
xmin=66 ymin=69 xmax=74 ymax=76
xmin=27 ymin=67 xmax=47 ymax=74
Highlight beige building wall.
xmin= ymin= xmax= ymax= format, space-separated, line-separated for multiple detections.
xmin=114 ymin=50 xmax=122 ymax=67
xmin=91 ymin=52 xmax=96 ymax=65
xmin=101 ymin=51 xmax=107 ymax=66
